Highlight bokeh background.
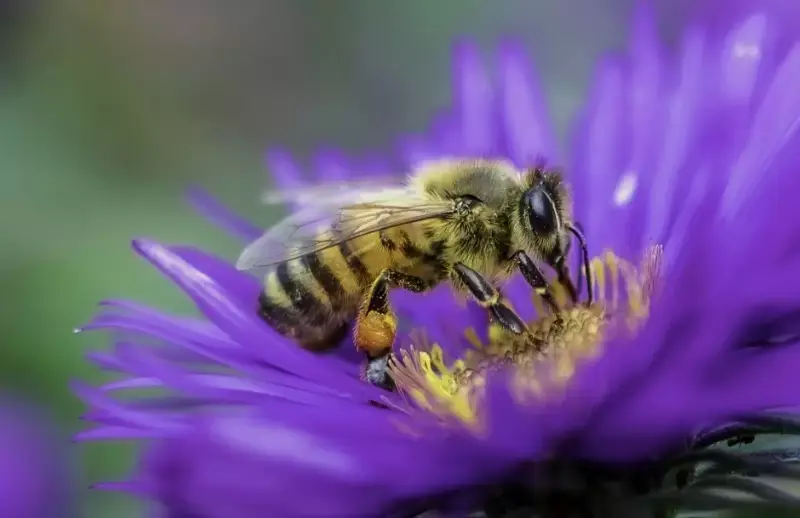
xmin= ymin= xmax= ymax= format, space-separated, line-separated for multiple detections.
xmin=0 ymin=1 xmax=798 ymax=517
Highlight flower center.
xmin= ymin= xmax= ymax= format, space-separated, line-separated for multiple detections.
xmin=390 ymin=245 xmax=663 ymax=426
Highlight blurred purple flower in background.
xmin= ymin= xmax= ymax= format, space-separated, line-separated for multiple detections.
xmin=77 ymin=4 xmax=800 ymax=518
xmin=0 ymin=397 xmax=71 ymax=518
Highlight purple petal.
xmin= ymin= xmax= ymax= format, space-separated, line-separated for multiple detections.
xmin=615 ymin=4 xmax=664 ymax=253
xmin=570 ymin=58 xmax=626 ymax=253
xmin=141 ymin=411 xmax=502 ymax=518
xmin=395 ymin=134 xmax=439 ymax=167
xmin=644 ymin=27 xmax=705 ymax=245
xmin=496 ymin=40 xmax=557 ymax=165
xmin=130 ymin=239 xmax=373 ymax=396
xmin=264 ymin=148 xmax=306 ymax=213
xmin=311 ymin=148 xmax=351 ymax=183
xmin=721 ymin=43 xmax=800 ymax=220
xmin=426 ymin=111 xmax=463 ymax=157
xmin=184 ymin=187 xmax=263 ymax=244
xmin=351 ymin=152 xmax=393 ymax=182
xmin=73 ymin=382 xmax=181 ymax=432
xmin=451 ymin=40 xmax=497 ymax=156
xmin=719 ymin=13 xmax=768 ymax=104
xmin=392 ymin=286 xmax=491 ymax=362
xmin=0 ymin=399 xmax=72 ymax=518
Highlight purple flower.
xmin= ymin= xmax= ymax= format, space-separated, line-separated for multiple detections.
xmin=78 ymin=5 xmax=800 ymax=517
xmin=0 ymin=397 xmax=72 ymax=518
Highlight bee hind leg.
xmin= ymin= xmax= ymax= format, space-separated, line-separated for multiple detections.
xmin=452 ymin=263 xmax=528 ymax=335
xmin=356 ymin=270 xmax=434 ymax=391
xmin=363 ymin=355 xmax=395 ymax=392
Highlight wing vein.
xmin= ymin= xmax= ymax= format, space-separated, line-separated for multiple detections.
xmin=236 ymin=187 xmax=454 ymax=271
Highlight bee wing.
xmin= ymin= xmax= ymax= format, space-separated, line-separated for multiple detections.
xmin=236 ymin=186 xmax=454 ymax=271
xmin=260 ymin=177 xmax=407 ymax=207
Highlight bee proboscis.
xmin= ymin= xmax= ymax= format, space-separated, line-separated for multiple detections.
xmin=237 ymin=159 xmax=592 ymax=389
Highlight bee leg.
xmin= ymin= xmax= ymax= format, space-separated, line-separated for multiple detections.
xmin=513 ymin=251 xmax=562 ymax=316
xmin=487 ymin=288 xmax=520 ymax=343
xmin=452 ymin=263 xmax=527 ymax=335
xmin=363 ymin=355 xmax=395 ymax=392
xmin=566 ymin=221 xmax=593 ymax=305
xmin=554 ymin=256 xmax=579 ymax=304
xmin=553 ymin=234 xmax=579 ymax=304
xmin=356 ymin=270 xmax=434 ymax=391
xmin=355 ymin=270 xmax=433 ymax=356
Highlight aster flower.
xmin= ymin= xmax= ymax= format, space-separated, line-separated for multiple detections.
xmin=77 ymin=5 xmax=800 ymax=518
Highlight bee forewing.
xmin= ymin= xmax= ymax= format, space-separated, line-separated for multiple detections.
xmin=238 ymin=185 xmax=454 ymax=271
xmin=236 ymin=204 xmax=331 ymax=270
xmin=236 ymin=232 xmax=278 ymax=271
xmin=260 ymin=178 xmax=409 ymax=207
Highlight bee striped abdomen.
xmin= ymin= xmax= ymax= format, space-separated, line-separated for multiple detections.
xmin=258 ymin=226 xmax=378 ymax=350
xmin=276 ymin=261 xmax=331 ymax=323
xmin=259 ymin=257 xmax=341 ymax=350
xmin=302 ymin=253 xmax=345 ymax=312
xmin=335 ymin=231 xmax=373 ymax=287
xmin=257 ymin=290 xmax=300 ymax=335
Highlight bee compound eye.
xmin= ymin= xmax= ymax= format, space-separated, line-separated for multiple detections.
xmin=526 ymin=187 xmax=558 ymax=234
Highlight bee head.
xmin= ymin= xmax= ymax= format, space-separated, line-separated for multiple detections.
xmin=516 ymin=166 xmax=592 ymax=304
xmin=515 ymin=167 xmax=570 ymax=258
xmin=524 ymin=183 xmax=560 ymax=236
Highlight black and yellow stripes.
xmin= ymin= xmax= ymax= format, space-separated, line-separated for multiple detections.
xmin=257 ymin=229 xmax=377 ymax=349
xmin=333 ymin=229 xmax=372 ymax=287
xmin=301 ymin=253 xmax=345 ymax=312
xmin=275 ymin=261 xmax=329 ymax=325
xmin=258 ymin=254 xmax=347 ymax=349
xmin=258 ymin=222 xmax=453 ymax=351
xmin=376 ymin=225 xmax=450 ymax=280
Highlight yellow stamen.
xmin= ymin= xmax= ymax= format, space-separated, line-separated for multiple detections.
xmin=390 ymin=345 xmax=479 ymax=427
xmin=464 ymin=327 xmax=484 ymax=350
xmin=390 ymin=245 xmax=663 ymax=426
xmin=591 ymin=257 xmax=606 ymax=303
xmin=604 ymin=250 xmax=621 ymax=308
xmin=552 ymin=280 xmax=570 ymax=309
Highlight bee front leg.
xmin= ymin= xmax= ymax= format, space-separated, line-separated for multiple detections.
xmin=356 ymin=270 xmax=433 ymax=391
xmin=452 ymin=263 xmax=527 ymax=335
xmin=553 ymin=255 xmax=579 ymax=305
xmin=553 ymin=235 xmax=579 ymax=304
xmin=513 ymin=251 xmax=562 ymax=316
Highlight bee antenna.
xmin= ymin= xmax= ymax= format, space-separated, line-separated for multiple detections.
xmin=567 ymin=222 xmax=592 ymax=304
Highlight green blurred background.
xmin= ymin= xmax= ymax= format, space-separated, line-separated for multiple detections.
xmin=0 ymin=1 xmax=788 ymax=516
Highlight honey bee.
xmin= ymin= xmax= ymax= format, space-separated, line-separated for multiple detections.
xmin=236 ymin=159 xmax=592 ymax=389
